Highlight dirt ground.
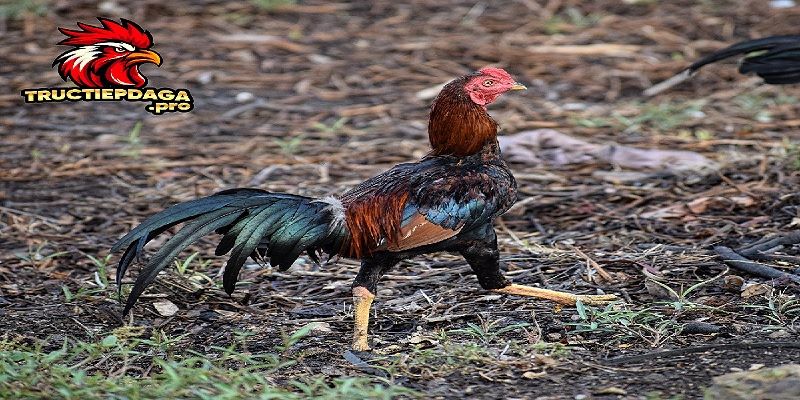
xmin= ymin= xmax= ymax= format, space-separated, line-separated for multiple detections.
xmin=2 ymin=1 xmax=800 ymax=399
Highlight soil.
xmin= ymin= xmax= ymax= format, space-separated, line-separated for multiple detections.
xmin=2 ymin=1 xmax=800 ymax=399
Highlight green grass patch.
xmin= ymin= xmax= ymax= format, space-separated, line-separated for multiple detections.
xmin=0 ymin=328 xmax=415 ymax=399
xmin=569 ymin=302 xmax=683 ymax=347
xmin=0 ymin=0 xmax=49 ymax=20
xmin=571 ymin=100 xmax=707 ymax=133
xmin=733 ymin=92 xmax=797 ymax=123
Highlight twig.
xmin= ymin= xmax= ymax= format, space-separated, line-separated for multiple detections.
xmin=0 ymin=206 xmax=61 ymax=225
xmin=573 ymin=247 xmax=614 ymax=283
xmin=737 ymin=231 xmax=800 ymax=256
xmin=714 ymin=246 xmax=800 ymax=284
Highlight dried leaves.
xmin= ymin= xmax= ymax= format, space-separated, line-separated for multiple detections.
xmin=498 ymin=129 xmax=718 ymax=172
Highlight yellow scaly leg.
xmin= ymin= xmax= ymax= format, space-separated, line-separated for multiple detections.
xmin=351 ymin=286 xmax=375 ymax=351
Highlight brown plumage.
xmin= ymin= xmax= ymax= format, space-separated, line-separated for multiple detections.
xmin=340 ymin=190 xmax=410 ymax=258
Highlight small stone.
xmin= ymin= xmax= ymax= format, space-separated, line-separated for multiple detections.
xmin=309 ymin=321 xmax=331 ymax=333
xmin=687 ymin=110 xmax=706 ymax=119
xmin=230 ymin=49 xmax=256 ymax=63
xmin=709 ymin=364 xmax=800 ymax=399
xmin=770 ymin=330 xmax=791 ymax=339
xmin=562 ymin=103 xmax=587 ymax=111
xmin=99 ymin=1 xmax=129 ymax=15
xmin=236 ymin=92 xmax=255 ymax=103
xmin=723 ymin=275 xmax=745 ymax=292
xmin=408 ymin=335 xmax=424 ymax=344
xmin=196 ymin=71 xmax=215 ymax=85
xmin=198 ymin=310 xmax=218 ymax=322
xmin=152 ymin=300 xmax=179 ymax=316
xmin=96 ymin=133 xmax=119 ymax=143
xmin=308 ymin=54 xmax=333 ymax=64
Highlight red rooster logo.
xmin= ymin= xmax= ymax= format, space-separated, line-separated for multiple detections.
xmin=53 ymin=18 xmax=162 ymax=88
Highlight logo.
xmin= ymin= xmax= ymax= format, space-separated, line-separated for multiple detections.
xmin=20 ymin=18 xmax=193 ymax=115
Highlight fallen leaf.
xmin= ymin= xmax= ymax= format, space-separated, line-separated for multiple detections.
xmin=533 ymin=354 xmax=558 ymax=367
xmin=687 ymin=197 xmax=714 ymax=214
xmin=741 ymin=283 xmax=773 ymax=299
xmin=499 ymin=129 xmax=718 ymax=172
xmin=214 ymin=309 xmax=239 ymax=319
xmin=593 ymin=387 xmax=627 ymax=395
xmin=643 ymin=196 xmax=756 ymax=219
xmin=592 ymin=170 xmax=657 ymax=184
xmin=523 ymin=371 xmax=547 ymax=379
xmin=731 ymin=195 xmax=756 ymax=207
xmin=640 ymin=204 xmax=692 ymax=219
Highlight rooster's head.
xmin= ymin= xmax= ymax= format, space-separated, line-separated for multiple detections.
xmin=53 ymin=18 xmax=161 ymax=88
xmin=462 ymin=67 xmax=527 ymax=106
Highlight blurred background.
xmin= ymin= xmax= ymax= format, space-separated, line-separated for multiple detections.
xmin=2 ymin=1 xmax=800 ymax=398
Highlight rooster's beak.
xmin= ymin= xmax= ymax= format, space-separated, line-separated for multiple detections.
xmin=126 ymin=49 xmax=163 ymax=67
xmin=510 ymin=82 xmax=527 ymax=91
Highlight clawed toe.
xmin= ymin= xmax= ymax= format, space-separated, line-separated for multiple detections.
xmin=351 ymin=341 xmax=372 ymax=352
xmin=493 ymin=283 xmax=618 ymax=306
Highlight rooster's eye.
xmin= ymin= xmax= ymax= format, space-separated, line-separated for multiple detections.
xmin=114 ymin=47 xmax=126 ymax=53
xmin=482 ymin=79 xmax=495 ymax=87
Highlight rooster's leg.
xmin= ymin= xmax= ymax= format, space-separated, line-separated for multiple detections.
xmin=351 ymin=254 xmax=399 ymax=351
xmin=351 ymin=286 xmax=375 ymax=351
xmin=459 ymin=228 xmax=617 ymax=305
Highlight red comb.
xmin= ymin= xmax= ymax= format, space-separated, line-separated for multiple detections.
xmin=477 ymin=67 xmax=514 ymax=80
xmin=58 ymin=18 xmax=153 ymax=48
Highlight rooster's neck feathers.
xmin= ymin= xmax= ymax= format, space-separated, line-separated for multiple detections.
xmin=428 ymin=77 xmax=499 ymax=157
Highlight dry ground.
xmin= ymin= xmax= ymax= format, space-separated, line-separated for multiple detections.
xmin=2 ymin=1 xmax=800 ymax=399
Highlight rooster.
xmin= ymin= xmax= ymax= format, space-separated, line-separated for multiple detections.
xmin=645 ymin=35 xmax=800 ymax=96
xmin=53 ymin=18 xmax=162 ymax=88
xmin=113 ymin=68 xmax=617 ymax=351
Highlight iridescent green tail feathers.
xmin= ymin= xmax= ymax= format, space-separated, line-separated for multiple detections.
xmin=111 ymin=188 xmax=347 ymax=315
